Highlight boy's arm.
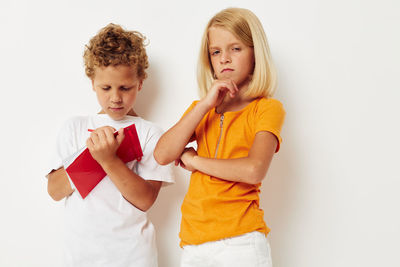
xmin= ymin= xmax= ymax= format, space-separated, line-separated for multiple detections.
xmin=47 ymin=168 xmax=74 ymax=201
xmin=102 ymin=158 xmax=162 ymax=211
xmin=87 ymin=126 xmax=161 ymax=211
xmin=180 ymin=131 xmax=278 ymax=185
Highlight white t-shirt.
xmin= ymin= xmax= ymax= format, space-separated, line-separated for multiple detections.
xmin=47 ymin=114 xmax=174 ymax=267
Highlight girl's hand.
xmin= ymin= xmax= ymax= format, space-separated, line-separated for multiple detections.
xmin=178 ymin=147 xmax=198 ymax=172
xmin=201 ymin=79 xmax=239 ymax=109
xmin=86 ymin=126 xmax=125 ymax=166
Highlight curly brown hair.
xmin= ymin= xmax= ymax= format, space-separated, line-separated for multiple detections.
xmin=83 ymin=23 xmax=148 ymax=80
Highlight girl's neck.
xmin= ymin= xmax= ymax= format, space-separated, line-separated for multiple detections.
xmin=216 ymin=92 xmax=256 ymax=114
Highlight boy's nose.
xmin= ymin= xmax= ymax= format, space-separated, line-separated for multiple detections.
xmin=111 ymin=92 xmax=122 ymax=103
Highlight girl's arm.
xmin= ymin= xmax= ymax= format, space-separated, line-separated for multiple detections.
xmin=154 ymin=79 xmax=238 ymax=165
xmin=47 ymin=168 xmax=74 ymax=201
xmin=180 ymin=131 xmax=278 ymax=185
xmin=153 ymin=100 xmax=209 ymax=165
xmin=87 ymin=127 xmax=161 ymax=211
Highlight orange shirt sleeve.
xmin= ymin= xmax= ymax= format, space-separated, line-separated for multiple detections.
xmin=254 ymin=98 xmax=285 ymax=152
xmin=181 ymin=101 xmax=199 ymax=118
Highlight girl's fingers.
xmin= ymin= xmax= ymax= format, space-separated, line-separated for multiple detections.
xmin=219 ymin=80 xmax=237 ymax=95
xmin=232 ymin=80 xmax=239 ymax=92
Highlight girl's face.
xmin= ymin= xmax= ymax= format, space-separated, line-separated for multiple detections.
xmin=92 ymin=65 xmax=142 ymax=120
xmin=208 ymin=26 xmax=255 ymax=89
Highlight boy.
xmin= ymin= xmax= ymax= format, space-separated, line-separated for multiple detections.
xmin=46 ymin=24 xmax=173 ymax=267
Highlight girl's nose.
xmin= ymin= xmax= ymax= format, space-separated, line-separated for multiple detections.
xmin=220 ymin=51 xmax=231 ymax=64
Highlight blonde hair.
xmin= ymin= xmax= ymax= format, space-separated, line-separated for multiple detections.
xmin=197 ymin=8 xmax=277 ymax=98
xmin=83 ymin=23 xmax=148 ymax=80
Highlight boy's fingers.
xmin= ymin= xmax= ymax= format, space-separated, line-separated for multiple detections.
xmin=116 ymin=128 xmax=125 ymax=145
xmin=86 ymin=138 xmax=94 ymax=150
xmin=96 ymin=129 xmax=107 ymax=144
xmin=100 ymin=126 xmax=116 ymax=132
xmin=104 ymin=128 xmax=116 ymax=144
xmin=90 ymin=132 xmax=100 ymax=146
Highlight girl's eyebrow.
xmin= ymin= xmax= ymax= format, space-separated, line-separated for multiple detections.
xmin=209 ymin=43 xmax=242 ymax=49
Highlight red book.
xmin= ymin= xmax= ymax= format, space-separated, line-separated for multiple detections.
xmin=65 ymin=124 xmax=143 ymax=199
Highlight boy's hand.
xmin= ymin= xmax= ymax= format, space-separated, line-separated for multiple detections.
xmin=201 ymin=79 xmax=238 ymax=109
xmin=86 ymin=126 xmax=125 ymax=166
xmin=178 ymin=147 xmax=198 ymax=172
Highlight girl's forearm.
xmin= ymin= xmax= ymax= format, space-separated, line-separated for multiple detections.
xmin=191 ymin=156 xmax=272 ymax=185
xmin=189 ymin=130 xmax=278 ymax=184
xmin=154 ymin=100 xmax=211 ymax=165
xmin=101 ymin=158 xmax=161 ymax=211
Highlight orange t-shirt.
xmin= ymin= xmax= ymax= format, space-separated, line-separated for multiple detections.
xmin=179 ymin=97 xmax=285 ymax=246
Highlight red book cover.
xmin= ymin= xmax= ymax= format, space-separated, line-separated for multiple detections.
xmin=65 ymin=124 xmax=143 ymax=199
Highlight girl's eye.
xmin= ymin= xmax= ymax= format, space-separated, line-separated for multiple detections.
xmin=210 ymin=50 xmax=220 ymax=56
xmin=233 ymin=47 xmax=241 ymax=51
xmin=121 ymin=87 xmax=131 ymax=91
xmin=102 ymin=86 xmax=111 ymax=91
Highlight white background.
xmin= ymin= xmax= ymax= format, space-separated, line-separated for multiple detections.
xmin=1 ymin=0 xmax=399 ymax=266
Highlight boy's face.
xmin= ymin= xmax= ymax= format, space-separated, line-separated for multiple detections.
xmin=92 ymin=65 xmax=142 ymax=120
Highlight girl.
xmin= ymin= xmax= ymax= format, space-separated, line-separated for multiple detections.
xmin=154 ymin=8 xmax=285 ymax=267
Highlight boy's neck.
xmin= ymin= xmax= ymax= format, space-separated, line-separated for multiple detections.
xmin=98 ymin=109 xmax=138 ymax=117
xmin=127 ymin=109 xmax=138 ymax=117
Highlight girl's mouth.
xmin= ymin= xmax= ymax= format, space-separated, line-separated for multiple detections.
xmin=221 ymin=68 xmax=234 ymax=73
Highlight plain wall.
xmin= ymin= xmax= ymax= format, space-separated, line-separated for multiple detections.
xmin=1 ymin=0 xmax=399 ymax=266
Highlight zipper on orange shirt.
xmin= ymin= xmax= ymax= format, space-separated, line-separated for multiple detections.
xmin=214 ymin=114 xmax=224 ymax=158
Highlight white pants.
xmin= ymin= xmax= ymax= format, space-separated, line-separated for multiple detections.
xmin=181 ymin=231 xmax=273 ymax=267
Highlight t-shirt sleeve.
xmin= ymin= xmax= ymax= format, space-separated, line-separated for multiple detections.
xmin=45 ymin=118 xmax=79 ymax=192
xmin=181 ymin=101 xmax=199 ymax=118
xmin=255 ymin=98 xmax=286 ymax=152
xmin=136 ymin=125 xmax=174 ymax=185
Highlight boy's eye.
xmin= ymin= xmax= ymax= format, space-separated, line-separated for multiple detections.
xmin=120 ymin=87 xmax=131 ymax=91
xmin=102 ymin=86 xmax=111 ymax=90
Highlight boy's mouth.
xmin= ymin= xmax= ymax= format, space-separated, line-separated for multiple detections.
xmin=109 ymin=107 xmax=124 ymax=112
